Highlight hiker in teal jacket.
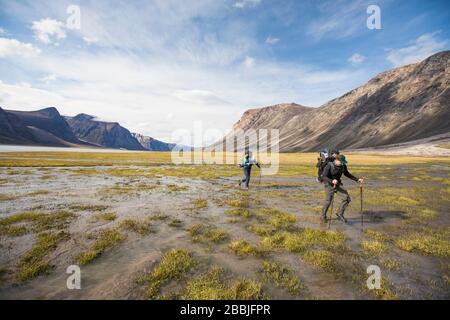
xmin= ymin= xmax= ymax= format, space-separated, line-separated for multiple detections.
xmin=239 ymin=152 xmax=260 ymax=189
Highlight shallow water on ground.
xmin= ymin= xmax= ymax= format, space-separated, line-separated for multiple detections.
xmin=0 ymin=159 xmax=449 ymax=300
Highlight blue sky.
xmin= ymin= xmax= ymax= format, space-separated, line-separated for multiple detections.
xmin=0 ymin=0 xmax=449 ymax=143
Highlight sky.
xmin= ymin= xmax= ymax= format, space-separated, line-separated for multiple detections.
xmin=0 ymin=0 xmax=449 ymax=144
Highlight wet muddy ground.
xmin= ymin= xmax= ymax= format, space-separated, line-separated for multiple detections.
xmin=0 ymin=153 xmax=449 ymax=300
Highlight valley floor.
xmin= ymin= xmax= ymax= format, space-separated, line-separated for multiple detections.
xmin=0 ymin=152 xmax=449 ymax=299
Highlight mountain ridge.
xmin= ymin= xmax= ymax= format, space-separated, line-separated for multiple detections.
xmin=218 ymin=50 xmax=450 ymax=152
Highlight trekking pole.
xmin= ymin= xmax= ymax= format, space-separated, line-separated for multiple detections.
xmin=328 ymin=185 xmax=336 ymax=230
xmin=258 ymin=167 xmax=262 ymax=187
xmin=360 ymin=182 xmax=364 ymax=232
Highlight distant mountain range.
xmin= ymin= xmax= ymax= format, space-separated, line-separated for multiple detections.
xmin=1 ymin=51 xmax=449 ymax=152
xmin=0 ymin=107 xmax=175 ymax=151
xmin=215 ymin=50 xmax=450 ymax=152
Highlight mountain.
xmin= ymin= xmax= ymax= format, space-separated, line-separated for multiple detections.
xmin=0 ymin=107 xmax=86 ymax=147
xmin=65 ymin=114 xmax=145 ymax=150
xmin=218 ymin=51 xmax=450 ymax=152
xmin=0 ymin=107 xmax=175 ymax=151
xmin=0 ymin=107 xmax=36 ymax=145
xmin=7 ymin=107 xmax=80 ymax=143
xmin=131 ymin=133 xmax=175 ymax=151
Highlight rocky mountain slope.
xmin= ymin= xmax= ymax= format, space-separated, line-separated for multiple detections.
xmin=218 ymin=51 xmax=450 ymax=152
xmin=131 ymin=133 xmax=175 ymax=151
xmin=0 ymin=107 xmax=175 ymax=151
xmin=65 ymin=114 xmax=145 ymax=150
xmin=0 ymin=107 xmax=85 ymax=147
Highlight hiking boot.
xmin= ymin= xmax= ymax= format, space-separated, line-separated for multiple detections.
xmin=238 ymin=180 xmax=242 ymax=187
xmin=336 ymin=214 xmax=348 ymax=224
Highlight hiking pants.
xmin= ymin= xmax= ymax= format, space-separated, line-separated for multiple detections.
xmin=322 ymin=184 xmax=351 ymax=219
xmin=241 ymin=167 xmax=252 ymax=188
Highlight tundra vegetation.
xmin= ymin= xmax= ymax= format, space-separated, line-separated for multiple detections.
xmin=0 ymin=151 xmax=448 ymax=300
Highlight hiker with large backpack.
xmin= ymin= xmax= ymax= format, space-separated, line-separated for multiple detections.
xmin=238 ymin=151 xmax=261 ymax=190
xmin=319 ymin=150 xmax=364 ymax=224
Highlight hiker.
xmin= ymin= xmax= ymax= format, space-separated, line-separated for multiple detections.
xmin=320 ymin=151 xmax=364 ymax=224
xmin=239 ymin=151 xmax=260 ymax=189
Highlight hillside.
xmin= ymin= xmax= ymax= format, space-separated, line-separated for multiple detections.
xmin=218 ymin=51 xmax=450 ymax=152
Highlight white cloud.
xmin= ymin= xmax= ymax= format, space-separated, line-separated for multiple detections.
xmin=233 ymin=0 xmax=261 ymax=9
xmin=307 ymin=0 xmax=366 ymax=40
xmin=39 ymin=74 xmax=57 ymax=83
xmin=0 ymin=27 xmax=6 ymax=35
xmin=173 ymin=89 xmax=230 ymax=106
xmin=386 ymin=32 xmax=448 ymax=67
xmin=265 ymin=36 xmax=279 ymax=45
xmin=0 ymin=37 xmax=41 ymax=58
xmin=0 ymin=81 xmax=64 ymax=109
xmin=82 ymin=37 xmax=98 ymax=45
xmin=348 ymin=53 xmax=365 ymax=64
xmin=244 ymin=56 xmax=256 ymax=68
xmin=31 ymin=18 xmax=66 ymax=44
xmin=0 ymin=1 xmax=375 ymax=144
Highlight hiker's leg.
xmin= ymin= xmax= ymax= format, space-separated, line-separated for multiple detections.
xmin=245 ymin=168 xmax=251 ymax=188
xmin=336 ymin=185 xmax=351 ymax=217
xmin=321 ymin=184 xmax=333 ymax=220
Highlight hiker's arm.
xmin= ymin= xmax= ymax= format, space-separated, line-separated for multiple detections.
xmin=343 ymin=166 xmax=358 ymax=182
xmin=321 ymin=163 xmax=332 ymax=183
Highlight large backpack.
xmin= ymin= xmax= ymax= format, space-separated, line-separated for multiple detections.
xmin=316 ymin=151 xmax=333 ymax=182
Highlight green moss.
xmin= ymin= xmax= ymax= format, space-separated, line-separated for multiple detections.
xmin=0 ymin=211 xmax=75 ymax=233
xmin=182 ymin=267 xmax=227 ymax=299
xmin=167 ymin=184 xmax=189 ymax=192
xmin=229 ymin=239 xmax=266 ymax=257
xmin=191 ymin=199 xmax=208 ymax=209
xmin=168 ymin=219 xmax=183 ymax=228
xmin=77 ymin=229 xmax=124 ymax=265
xmin=0 ymin=225 xmax=28 ymax=237
xmin=261 ymin=228 xmax=345 ymax=253
xmin=246 ymin=224 xmax=276 ymax=237
xmin=258 ymin=208 xmax=297 ymax=230
xmin=33 ymin=211 xmax=75 ymax=233
xmin=92 ymin=212 xmax=117 ymax=222
xmin=0 ymin=193 xmax=17 ymax=201
xmin=370 ymin=277 xmax=399 ymax=300
xmin=145 ymin=249 xmax=195 ymax=299
xmin=149 ymin=213 xmax=169 ymax=221
xmin=381 ymin=258 xmax=401 ymax=271
xmin=120 ymin=219 xmax=152 ymax=235
xmin=26 ymin=190 xmax=50 ymax=196
xmin=259 ymin=261 xmax=302 ymax=295
xmin=226 ymin=208 xmax=251 ymax=218
xmin=227 ymin=278 xmax=265 ymax=299
xmin=188 ymin=224 xmax=229 ymax=244
xmin=17 ymin=232 xmax=68 ymax=281
xmin=302 ymin=250 xmax=341 ymax=274
xmin=182 ymin=266 xmax=265 ymax=300
xmin=225 ymin=198 xmax=249 ymax=208
xmin=204 ymin=228 xmax=229 ymax=243
xmin=364 ymin=229 xmax=391 ymax=242
xmin=396 ymin=228 xmax=450 ymax=257
xmin=69 ymin=204 xmax=109 ymax=211
xmin=361 ymin=240 xmax=388 ymax=256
